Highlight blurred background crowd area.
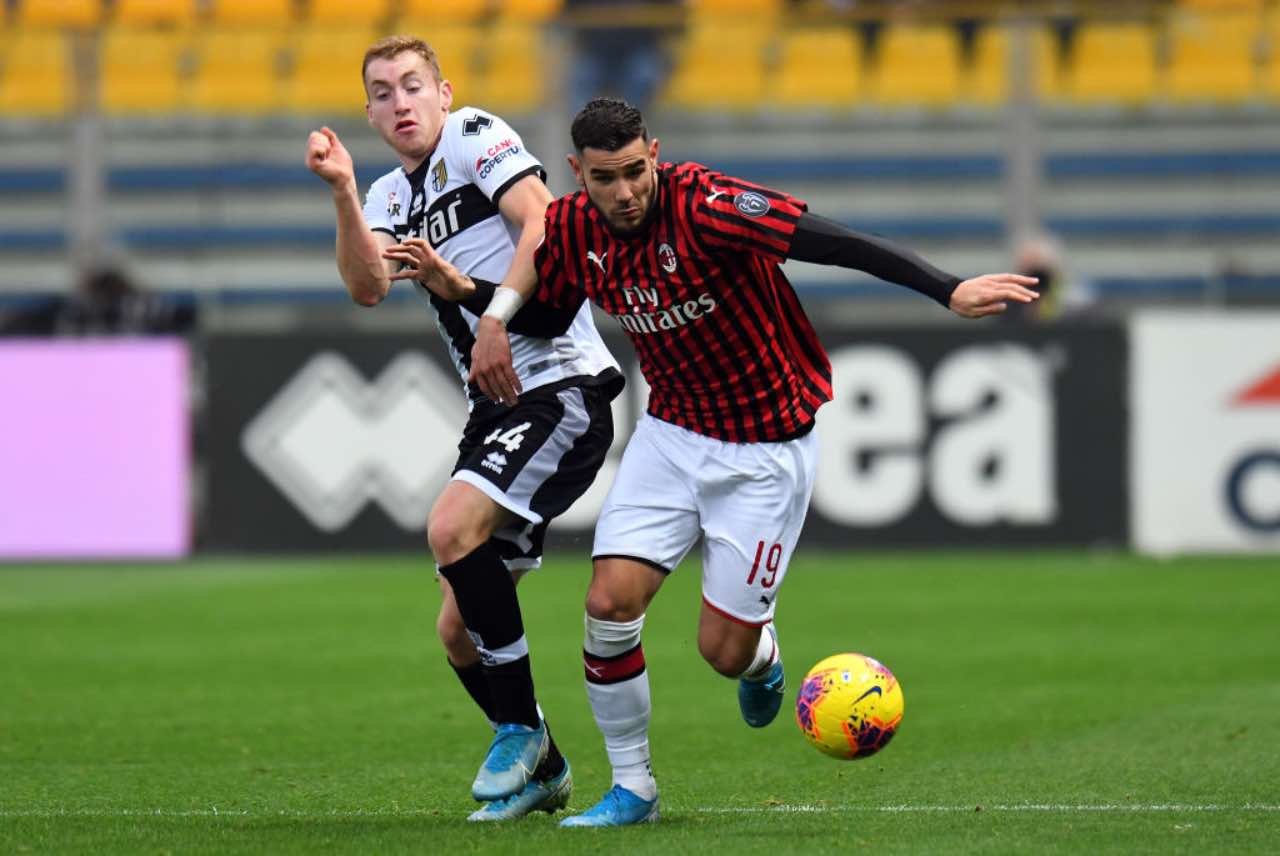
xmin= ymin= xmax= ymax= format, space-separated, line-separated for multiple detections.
xmin=2 ymin=0 xmax=1280 ymax=332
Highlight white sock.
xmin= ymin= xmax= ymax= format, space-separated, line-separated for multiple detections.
xmin=740 ymin=623 xmax=779 ymax=681
xmin=583 ymin=613 xmax=657 ymax=801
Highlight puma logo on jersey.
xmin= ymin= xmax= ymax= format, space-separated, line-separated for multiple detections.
xmin=706 ymin=189 xmax=728 ymax=204
xmin=587 ymin=250 xmax=608 ymax=273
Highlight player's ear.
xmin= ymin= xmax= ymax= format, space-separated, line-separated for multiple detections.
xmin=439 ymin=79 xmax=453 ymax=111
xmin=365 ymin=100 xmax=373 ymax=126
xmin=649 ymin=137 xmax=660 ymax=163
xmin=567 ymin=153 xmax=585 ymax=188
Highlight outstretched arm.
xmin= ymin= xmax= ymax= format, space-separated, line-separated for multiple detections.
xmin=788 ymin=212 xmax=1039 ymax=318
xmin=306 ymin=126 xmax=394 ymax=306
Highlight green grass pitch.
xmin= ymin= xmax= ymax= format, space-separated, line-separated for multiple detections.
xmin=2 ymin=552 xmax=1278 ymax=854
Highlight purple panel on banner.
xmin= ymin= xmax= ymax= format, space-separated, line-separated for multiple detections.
xmin=0 ymin=339 xmax=190 ymax=559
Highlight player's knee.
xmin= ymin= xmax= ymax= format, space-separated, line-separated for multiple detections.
xmin=427 ymin=510 xmax=486 ymax=567
xmin=584 ymin=585 xmax=644 ymax=622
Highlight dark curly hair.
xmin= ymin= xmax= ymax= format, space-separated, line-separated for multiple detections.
xmin=570 ymin=98 xmax=648 ymax=153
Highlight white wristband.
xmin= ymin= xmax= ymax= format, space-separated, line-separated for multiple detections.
xmin=482 ymin=286 xmax=524 ymax=324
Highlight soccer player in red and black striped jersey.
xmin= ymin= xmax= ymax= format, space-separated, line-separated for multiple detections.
xmin=404 ymin=98 xmax=1038 ymax=827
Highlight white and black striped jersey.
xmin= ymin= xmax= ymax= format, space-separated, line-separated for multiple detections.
xmin=363 ymin=106 xmax=618 ymax=407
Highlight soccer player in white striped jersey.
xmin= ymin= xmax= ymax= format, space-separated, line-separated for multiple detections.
xmin=305 ymin=36 xmax=622 ymax=821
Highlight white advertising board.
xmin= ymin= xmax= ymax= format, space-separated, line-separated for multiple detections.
xmin=1132 ymin=311 xmax=1280 ymax=554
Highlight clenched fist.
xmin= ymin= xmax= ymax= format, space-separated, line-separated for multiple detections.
xmin=306 ymin=126 xmax=355 ymax=188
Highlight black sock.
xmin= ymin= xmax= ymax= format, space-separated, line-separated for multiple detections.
xmin=438 ymin=542 xmax=540 ymax=728
xmin=450 ymin=660 xmax=497 ymax=723
xmin=534 ymin=720 xmax=567 ymax=781
xmin=453 ymin=659 xmax=566 ymax=779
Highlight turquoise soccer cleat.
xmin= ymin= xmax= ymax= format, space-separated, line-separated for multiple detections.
xmin=471 ymin=722 xmax=548 ymax=802
xmin=738 ymin=624 xmax=785 ymax=727
xmin=468 ymin=760 xmax=573 ymax=822
xmin=559 ymin=784 xmax=659 ymax=827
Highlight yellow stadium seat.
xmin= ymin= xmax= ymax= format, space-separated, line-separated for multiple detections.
xmin=774 ymin=27 xmax=862 ymax=108
xmin=473 ymin=24 xmax=543 ymax=112
xmin=17 ymin=0 xmax=101 ymax=27
xmin=1167 ymin=11 xmax=1260 ymax=102
xmin=872 ymin=24 xmax=962 ymax=107
xmin=189 ymin=28 xmax=284 ymax=113
xmin=99 ymin=26 xmax=186 ymax=114
xmin=114 ymin=0 xmax=197 ymax=26
xmin=662 ymin=23 xmax=769 ymax=111
xmin=1265 ymin=9 xmax=1280 ymax=99
xmin=497 ymin=0 xmax=563 ymax=22
xmin=1063 ymin=22 xmax=1159 ymax=104
xmin=1176 ymin=0 xmax=1262 ymax=9
xmin=968 ymin=25 xmax=1065 ymax=104
xmin=308 ymin=0 xmax=393 ymax=24
xmin=0 ymin=30 xmax=72 ymax=115
xmin=209 ymin=0 xmax=294 ymax=26
xmin=688 ymin=0 xmax=781 ymax=17
xmin=400 ymin=0 xmax=487 ymax=22
xmin=284 ymin=26 xmax=378 ymax=114
xmin=386 ymin=23 xmax=481 ymax=102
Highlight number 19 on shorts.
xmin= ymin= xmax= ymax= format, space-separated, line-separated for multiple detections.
xmin=746 ymin=541 xmax=782 ymax=588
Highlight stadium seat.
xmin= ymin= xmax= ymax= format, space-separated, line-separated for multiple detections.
xmin=687 ymin=0 xmax=781 ymax=18
xmin=400 ymin=0 xmax=487 ymax=22
xmin=968 ymin=25 xmax=1065 ymax=104
xmin=774 ymin=27 xmax=862 ymax=108
xmin=284 ymin=26 xmax=378 ymax=115
xmin=16 ymin=0 xmax=101 ymax=27
xmin=662 ymin=23 xmax=769 ymax=111
xmin=497 ymin=0 xmax=563 ymax=23
xmin=308 ymin=0 xmax=393 ymax=24
xmin=381 ymin=23 xmax=480 ymax=101
xmin=1063 ymin=21 xmax=1159 ymax=105
xmin=0 ymin=29 xmax=72 ymax=115
xmin=209 ymin=0 xmax=294 ymax=26
xmin=99 ymin=26 xmax=186 ymax=114
xmin=1166 ymin=11 xmax=1260 ymax=102
xmin=189 ymin=28 xmax=284 ymax=113
xmin=871 ymin=24 xmax=962 ymax=107
xmin=113 ymin=0 xmax=198 ymax=26
xmin=1266 ymin=9 xmax=1280 ymax=99
xmin=472 ymin=24 xmax=543 ymax=113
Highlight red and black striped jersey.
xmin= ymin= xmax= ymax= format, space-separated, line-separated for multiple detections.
xmin=534 ymin=161 xmax=832 ymax=443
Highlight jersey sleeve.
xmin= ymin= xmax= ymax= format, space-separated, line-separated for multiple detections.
xmin=530 ymin=205 xmax=586 ymax=312
xmin=362 ymin=174 xmax=399 ymax=237
xmin=456 ymin=107 xmax=547 ymax=207
xmin=680 ymin=163 xmax=808 ymax=263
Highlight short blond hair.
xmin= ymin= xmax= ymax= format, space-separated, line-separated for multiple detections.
xmin=362 ymin=35 xmax=442 ymax=86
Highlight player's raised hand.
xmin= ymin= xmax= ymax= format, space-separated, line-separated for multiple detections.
xmin=382 ymin=238 xmax=476 ymax=300
xmin=471 ymin=318 xmax=521 ymax=406
xmin=949 ymin=273 xmax=1040 ymax=318
xmin=306 ymin=126 xmax=355 ymax=188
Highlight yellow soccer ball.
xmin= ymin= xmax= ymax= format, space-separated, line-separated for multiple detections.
xmin=795 ymin=653 xmax=904 ymax=760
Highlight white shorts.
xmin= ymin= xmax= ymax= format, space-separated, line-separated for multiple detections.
xmin=593 ymin=414 xmax=818 ymax=626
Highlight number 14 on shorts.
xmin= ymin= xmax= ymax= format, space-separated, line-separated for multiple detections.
xmin=747 ymin=541 xmax=782 ymax=588
xmin=484 ymin=422 xmax=531 ymax=453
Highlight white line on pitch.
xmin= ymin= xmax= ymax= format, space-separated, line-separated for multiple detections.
xmin=1 ymin=804 xmax=1278 ymax=818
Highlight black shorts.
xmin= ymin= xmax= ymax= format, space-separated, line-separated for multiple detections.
xmin=451 ymin=374 xmax=620 ymax=570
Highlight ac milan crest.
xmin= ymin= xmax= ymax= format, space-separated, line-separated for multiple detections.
xmin=658 ymin=242 xmax=678 ymax=274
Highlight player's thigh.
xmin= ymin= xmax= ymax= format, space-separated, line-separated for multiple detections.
xmin=592 ymin=415 xmax=702 ymax=575
xmin=698 ymin=430 xmax=819 ymax=626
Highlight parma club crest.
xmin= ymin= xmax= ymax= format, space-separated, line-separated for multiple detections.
xmin=431 ymin=159 xmax=448 ymax=192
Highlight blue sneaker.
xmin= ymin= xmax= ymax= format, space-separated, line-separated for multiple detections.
xmin=472 ymin=722 xmax=548 ymax=802
xmin=559 ymin=785 xmax=659 ymax=827
xmin=738 ymin=624 xmax=784 ymax=727
xmin=468 ymin=761 xmax=573 ymax=822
